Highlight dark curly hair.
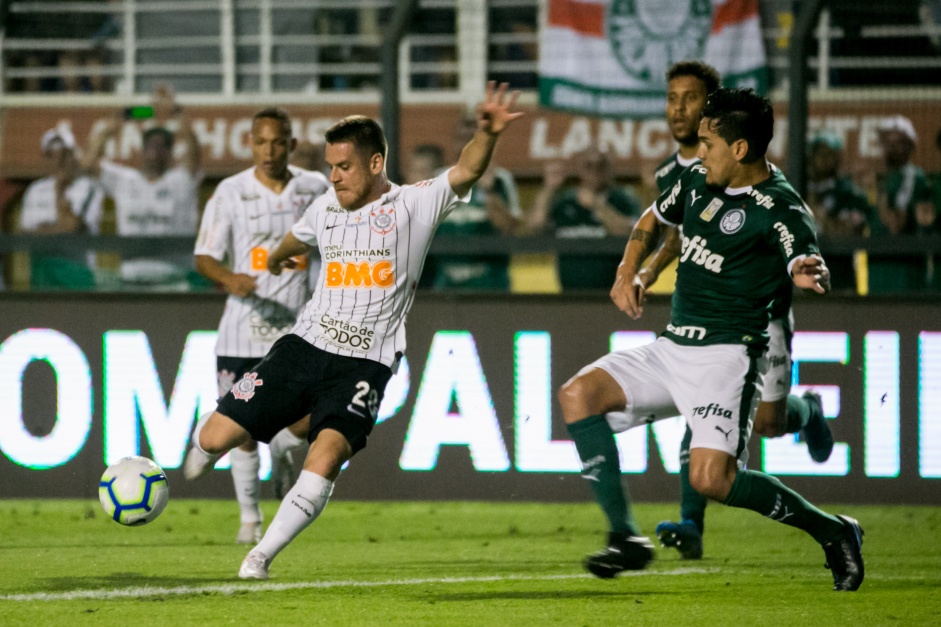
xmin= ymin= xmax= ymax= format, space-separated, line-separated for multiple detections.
xmin=666 ymin=60 xmax=721 ymax=95
xmin=701 ymin=88 xmax=774 ymax=163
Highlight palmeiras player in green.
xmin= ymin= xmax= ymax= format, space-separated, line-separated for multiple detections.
xmin=558 ymin=88 xmax=864 ymax=591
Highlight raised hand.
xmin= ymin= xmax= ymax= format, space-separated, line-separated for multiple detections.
xmin=476 ymin=81 xmax=524 ymax=136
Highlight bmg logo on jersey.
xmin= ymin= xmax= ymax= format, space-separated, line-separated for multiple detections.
xmin=325 ymin=260 xmax=395 ymax=289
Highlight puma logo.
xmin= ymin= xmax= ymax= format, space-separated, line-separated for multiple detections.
xmin=690 ymin=190 xmax=701 ymax=206
xmin=714 ymin=425 xmax=733 ymax=441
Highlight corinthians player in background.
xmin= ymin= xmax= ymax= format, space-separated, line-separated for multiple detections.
xmin=559 ymin=88 xmax=864 ymax=591
xmin=194 ymin=107 xmax=330 ymax=545
xmin=185 ymin=82 xmax=523 ymax=579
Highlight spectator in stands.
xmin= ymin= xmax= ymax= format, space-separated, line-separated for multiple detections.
xmin=805 ymin=133 xmax=873 ymax=292
xmin=866 ymin=115 xmax=936 ymax=293
xmin=17 ymin=128 xmax=103 ymax=289
xmin=528 ymin=147 xmax=641 ymax=291
xmin=85 ymin=83 xmax=203 ymax=290
xmin=430 ymin=115 xmax=522 ymax=291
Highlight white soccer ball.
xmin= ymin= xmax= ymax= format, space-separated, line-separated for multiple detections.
xmin=98 ymin=456 xmax=170 ymax=526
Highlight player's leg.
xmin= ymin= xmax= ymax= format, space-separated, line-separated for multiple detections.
xmin=231 ymin=439 xmax=263 ymax=544
xmin=240 ymin=429 xmax=347 ymax=580
xmin=186 ymin=336 xmax=318 ymax=482
xmin=683 ymin=344 xmax=863 ymax=591
xmin=215 ymin=357 xmax=266 ymax=544
xmin=655 ymin=425 xmax=705 ymax=559
xmin=559 ymin=341 xmax=678 ymax=577
xmin=239 ymin=350 xmax=392 ymax=580
xmin=183 ymin=410 xmax=253 ymax=479
xmin=753 ymin=318 xmax=833 ymax=462
xmin=268 ymin=415 xmax=311 ymax=499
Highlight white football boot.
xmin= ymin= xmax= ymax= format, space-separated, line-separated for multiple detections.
xmin=238 ymin=550 xmax=271 ymax=580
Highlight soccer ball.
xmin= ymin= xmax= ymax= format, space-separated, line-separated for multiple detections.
xmin=98 ymin=456 xmax=170 ymax=526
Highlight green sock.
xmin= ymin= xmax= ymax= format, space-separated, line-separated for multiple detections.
xmin=679 ymin=426 xmax=707 ymax=534
xmin=723 ymin=469 xmax=844 ymax=544
xmin=567 ymin=415 xmax=640 ymax=536
xmin=784 ymin=394 xmax=810 ymax=433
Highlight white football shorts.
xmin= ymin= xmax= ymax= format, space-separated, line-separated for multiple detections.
xmin=585 ymin=337 xmax=767 ymax=459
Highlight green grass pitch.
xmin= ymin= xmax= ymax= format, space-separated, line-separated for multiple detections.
xmin=1 ymin=500 xmax=939 ymax=625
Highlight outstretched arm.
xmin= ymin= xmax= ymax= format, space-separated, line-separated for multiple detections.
xmin=82 ymin=115 xmax=121 ymax=177
xmin=610 ymin=208 xmax=665 ymax=319
xmin=448 ymin=82 xmax=524 ymax=198
xmin=152 ymin=83 xmax=201 ymax=176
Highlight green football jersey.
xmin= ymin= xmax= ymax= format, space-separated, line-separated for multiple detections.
xmin=655 ymin=154 xmax=796 ymax=326
xmin=654 ymin=164 xmax=819 ymax=350
xmin=654 ymin=152 xmax=699 ymax=194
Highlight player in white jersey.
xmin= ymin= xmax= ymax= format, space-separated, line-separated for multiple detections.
xmin=183 ymin=82 xmax=523 ymax=579
xmin=194 ymin=107 xmax=330 ymax=544
xmin=85 ymin=85 xmax=202 ymax=287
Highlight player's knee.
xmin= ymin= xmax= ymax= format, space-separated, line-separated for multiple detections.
xmin=198 ymin=430 xmax=227 ymax=455
xmin=689 ymin=465 xmax=732 ymax=501
xmin=557 ymin=376 xmax=593 ymax=422
xmin=197 ymin=413 xmax=244 ymax=454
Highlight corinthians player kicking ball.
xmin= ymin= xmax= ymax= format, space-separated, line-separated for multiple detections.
xmin=184 ymin=82 xmax=523 ymax=579
xmin=559 ymin=88 xmax=864 ymax=591
xmin=194 ymin=107 xmax=330 ymax=545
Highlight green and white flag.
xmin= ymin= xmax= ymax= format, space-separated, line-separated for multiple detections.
xmin=539 ymin=0 xmax=769 ymax=117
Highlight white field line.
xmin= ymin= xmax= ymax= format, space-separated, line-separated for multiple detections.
xmin=1 ymin=567 xmax=717 ymax=602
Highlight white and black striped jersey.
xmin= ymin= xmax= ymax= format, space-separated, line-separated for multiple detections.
xmin=291 ymin=169 xmax=467 ymax=368
xmin=195 ymin=166 xmax=330 ymax=357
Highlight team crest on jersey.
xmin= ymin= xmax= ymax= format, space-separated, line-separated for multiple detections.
xmin=720 ymin=209 xmax=746 ymax=234
xmin=699 ymin=198 xmax=724 ymax=222
xmin=232 ymin=372 xmax=264 ymax=401
xmin=370 ymin=206 xmax=396 ymax=235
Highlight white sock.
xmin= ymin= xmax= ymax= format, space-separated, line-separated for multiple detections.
xmin=254 ymin=470 xmax=334 ymax=561
xmin=192 ymin=412 xmax=217 ymax=456
xmin=269 ymin=428 xmax=306 ymax=460
xmin=230 ymin=448 xmax=263 ymax=524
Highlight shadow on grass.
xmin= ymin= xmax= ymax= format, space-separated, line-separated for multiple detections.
xmin=424 ymin=590 xmax=668 ymax=602
xmin=42 ymin=573 xmax=233 ymax=591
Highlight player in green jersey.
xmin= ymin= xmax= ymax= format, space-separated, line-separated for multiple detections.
xmin=559 ymin=88 xmax=863 ymax=591
xmin=639 ymin=62 xmax=834 ymax=561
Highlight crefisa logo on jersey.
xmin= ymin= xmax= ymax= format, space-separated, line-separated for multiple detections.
xmin=720 ymin=209 xmax=746 ymax=234
xmin=370 ymin=206 xmax=396 ymax=235
xmin=232 ymin=372 xmax=263 ymax=401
